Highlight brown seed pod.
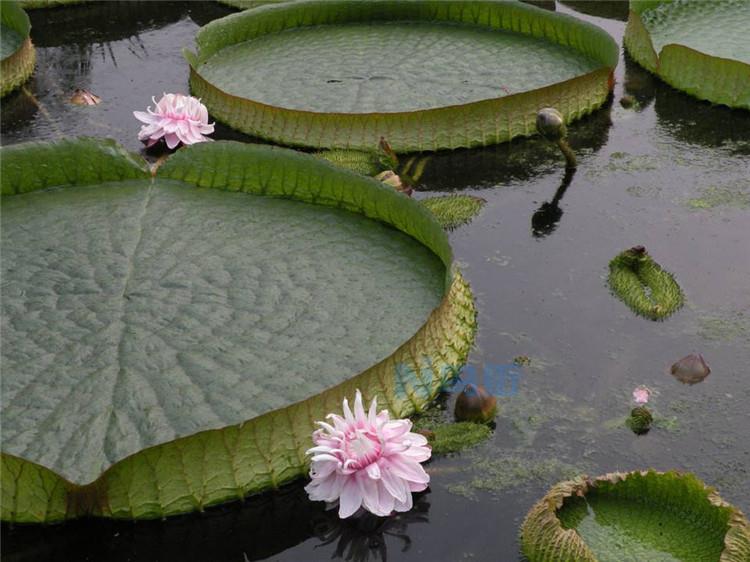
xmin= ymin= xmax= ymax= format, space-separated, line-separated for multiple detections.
xmin=670 ymin=353 xmax=710 ymax=385
xmin=454 ymin=383 xmax=497 ymax=424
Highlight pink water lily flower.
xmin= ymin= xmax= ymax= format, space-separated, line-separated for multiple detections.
xmin=305 ymin=390 xmax=431 ymax=519
xmin=133 ymin=93 xmax=214 ymax=149
xmin=632 ymin=385 xmax=651 ymax=405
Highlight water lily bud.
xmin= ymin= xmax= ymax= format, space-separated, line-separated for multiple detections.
xmin=536 ymin=107 xmax=576 ymax=169
xmin=627 ymin=406 xmax=653 ymax=435
xmin=375 ymin=170 xmax=412 ymax=196
xmin=536 ymin=107 xmax=567 ymax=141
xmin=670 ymin=353 xmax=710 ymax=385
xmin=454 ymin=383 xmax=497 ymax=424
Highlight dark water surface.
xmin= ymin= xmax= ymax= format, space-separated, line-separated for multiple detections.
xmin=2 ymin=2 xmax=749 ymax=561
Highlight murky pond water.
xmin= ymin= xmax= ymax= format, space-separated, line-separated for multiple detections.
xmin=2 ymin=2 xmax=749 ymax=561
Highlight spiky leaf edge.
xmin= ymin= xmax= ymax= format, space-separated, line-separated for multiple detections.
xmin=0 ymin=138 xmax=476 ymax=522
xmin=520 ymin=469 xmax=750 ymax=562
xmin=624 ymin=0 xmax=750 ymax=109
xmin=607 ymin=247 xmax=684 ymax=321
xmin=186 ymin=0 xmax=618 ymax=152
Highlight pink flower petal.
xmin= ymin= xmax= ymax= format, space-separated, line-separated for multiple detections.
xmin=305 ymin=389 xmax=431 ymax=519
xmin=338 ymin=477 xmax=362 ymax=518
xmin=134 ymin=93 xmax=214 ymax=149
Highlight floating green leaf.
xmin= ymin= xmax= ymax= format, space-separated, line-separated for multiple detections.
xmin=187 ymin=0 xmax=618 ymax=151
xmin=608 ymin=246 xmax=684 ymax=321
xmin=412 ymin=404 xmax=492 ymax=455
xmin=0 ymin=0 xmax=35 ymax=97
xmin=624 ymin=0 xmax=750 ymax=109
xmin=426 ymin=422 xmax=492 ymax=455
xmin=521 ymin=470 xmax=750 ymax=562
xmin=315 ymin=149 xmax=387 ymax=176
xmin=421 ymin=195 xmax=486 ymax=230
xmin=0 ymin=138 xmax=477 ymax=522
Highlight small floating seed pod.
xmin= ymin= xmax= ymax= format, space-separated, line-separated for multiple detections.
xmin=670 ymin=353 xmax=710 ymax=385
xmin=536 ymin=107 xmax=577 ymax=169
xmin=627 ymin=406 xmax=653 ymax=435
xmin=454 ymin=383 xmax=497 ymax=424
xmin=69 ymin=88 xmax=101 ymax=106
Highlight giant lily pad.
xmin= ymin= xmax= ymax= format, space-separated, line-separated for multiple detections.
xmin=624 ymin=0 xmax=750 ymax=109
xmin=186 ymin=0 xmax=618 ymax=151
xmin=0 ymin=138 xmax=476 ymax=522
xmin=521 ymin=470 xmax=750 ymax=562
xmin=0 ymin=0 xmax=35 ymax=97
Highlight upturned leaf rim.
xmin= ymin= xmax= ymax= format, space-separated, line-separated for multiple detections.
xmin=520 ymin=469 xmax=750 ymax=562
xmin=186 ymin=0 xmax=618 ymax=151
xmin=624 ymin=0 xmax=750 ymax=110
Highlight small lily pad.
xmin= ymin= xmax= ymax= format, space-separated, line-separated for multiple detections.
xmin=607 ymin=246 xmax=684 ymax=321
xmin=522 ymin=470 xmax=750 ymax=562
xmin=421 ymin=195 xmax=486 ymax=230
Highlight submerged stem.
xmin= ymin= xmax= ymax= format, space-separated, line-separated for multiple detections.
xmin=556 ymin=138 xmax=577 ymax=169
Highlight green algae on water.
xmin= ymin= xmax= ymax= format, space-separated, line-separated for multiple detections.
xmin=685 ymin=185 xmax=750 ymax=210
xmin=447 ymin=455 xmax=587 ymax=500
xmin=689 ymin=311 xmax=750 ymax=343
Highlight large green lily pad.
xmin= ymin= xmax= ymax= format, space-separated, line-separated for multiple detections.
xmin=521 ymin=470 xmax=750 ymax=562
xmin=0 ymin=0 xmax=35 ymax=97
xmin=187 ymin=0 xmax=618 ymax=151
xmin=624 ymin=0 xmax=750 ymax=109
xmin=0 ymin=139 xmax=476 ymax=522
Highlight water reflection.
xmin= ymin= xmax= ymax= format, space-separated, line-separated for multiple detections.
xmin=0 ymin=2 xmax=234 ymax=151
xmin=2 ymin=482 xmax=317 ymax=562
xmin=2 ymin=481 xmax=430 ymax=562
xmin=624 ymin=55 xmax=750 ymax=151
xmin=414 ymin=101 xmax=612 ymax=192
xmin=559 ymin=1 xmax=629 ymax=22
xmin=311 ymin=495 xmax=430 ymax=562
xmin=531 ymin=167 xmax=576 ymax=238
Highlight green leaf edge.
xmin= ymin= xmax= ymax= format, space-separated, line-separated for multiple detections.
xmin=0 ymin=0 xmax=35 ymax=97
xmin=624 ymin=0 xmax=750 ymax=110
xmin=0 ymin=138 xmax=477 ymax=522
xmin=520 ymin=469 xmax=750 ymax=562
xmin=186 ymin=0 xmax=618 ymax=152
xmin=215 ymin=0 xmax=288 ymax=9
xmin=16 ymin=0 xmax=89 ymax=9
